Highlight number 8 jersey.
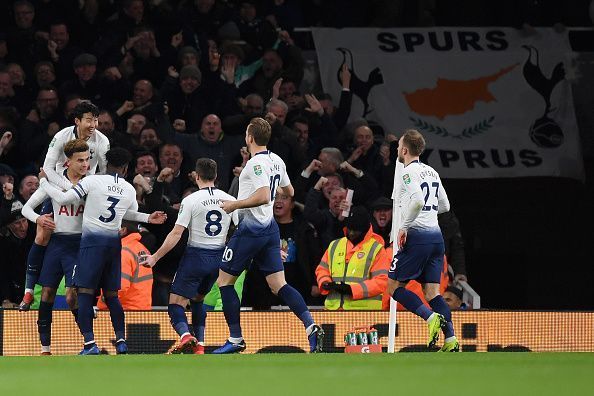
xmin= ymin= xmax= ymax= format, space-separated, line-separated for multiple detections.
xmin=237 ymin=150 xmax=290 ymax=231
xmin=398 ymin=160 xmax=450 ymax=237
xmin=176 ymin=187 xmax=237 ymax=249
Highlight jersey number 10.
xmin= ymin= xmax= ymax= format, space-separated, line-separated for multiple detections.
xmin=269 ymin=174 xmax=280 ymax=201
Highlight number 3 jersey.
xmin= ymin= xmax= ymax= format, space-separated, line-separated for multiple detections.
xmin=397 ymin=161 xmax=450 ymax=242
xmin=237 ymin=150 xmax=290 ymax=231
xmin=176 ymin=187 xmax=237 ymax=249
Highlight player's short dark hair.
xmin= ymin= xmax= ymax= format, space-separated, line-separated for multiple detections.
xmin=72 ymin=101 xmax=99 ymax=120
xmin=247 ymin=117 xmax=271 ymax=146
xmin=401 ymin=129 xmax=425 ymax=156
xmin=195 ymin=158 xmax=217 ymax=181
xmin=63 ymin=139 xmax=89 ymax=158
xmin=106 ymin=147 xmax=132 ymax=168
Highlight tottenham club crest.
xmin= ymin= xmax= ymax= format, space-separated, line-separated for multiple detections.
xmin=521 ymin=45 xmax=566 ymax=148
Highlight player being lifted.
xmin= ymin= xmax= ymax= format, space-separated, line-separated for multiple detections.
xmin=40 ymin=147 xmax=166 ymax=355
xmin=213 ymin=117 xmax=324 ymax=354
xmin=22 ymin=139 xmax=90 ymax=355
xmin=19 ymin=101 xmax=110 ymax=311
xmin=388 ymin=129 xmax=458 ymax=352
xmin=142 ymin=158 xmax=237 ymax=354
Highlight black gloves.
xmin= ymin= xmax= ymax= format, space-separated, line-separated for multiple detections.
xmin=321 ymin=281 xmax=352 ymax=296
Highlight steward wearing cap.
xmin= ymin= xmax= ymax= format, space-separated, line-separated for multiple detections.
xmin=315 ymin=206 xmax=390 ymax=310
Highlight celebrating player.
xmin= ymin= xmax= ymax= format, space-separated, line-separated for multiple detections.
xmin=213 ymin=117 xmax=324 ymax=354
xmin=22 ymin=139 xmax=89 ymax=355
xmin=387 ymin=129 xmax=458 ymax=352
xmin=39 ymin=147 xmax=166 ymax=355
xmin=141 ymin=158 xmax=237 ymax=354
xmin=19 ymin=101 xmax=110 ymax=311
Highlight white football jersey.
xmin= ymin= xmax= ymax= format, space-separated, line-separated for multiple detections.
xmin=22 ymin=173 xmax=84 ymax=235
xmin=176 ymin=187 xmax=237 ymax=249
xmin=41 ymin=173 xmax=147 ymax=241
xmin=237 ymin=150 xmax=290 ymax=230
xmin=43 ymin=126 xmax=109 ymax=190
xmin=397 ymin=160 xmax=450 ymax=232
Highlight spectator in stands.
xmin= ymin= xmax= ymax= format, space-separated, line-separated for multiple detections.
xmin=239 ymin=45 xmax=304 ymax=101
xmin=138 ymin=124 xmax=162 ymax=153
xmin=370 ymin=196 xmax=393 ymax=247
xmin=33 ymin=61 xmax=57 ymax=90
xmin=443 ymin=286 xmax=467 ymax=310
xmin=345 ymin=124 xmax=386 ymax=185
xmin=59 ymin=53 xmax=127 ymax=109
xmin=6 ymin=0 xmax=39 ymax=77
xmin=439 ymin=210 xmax=468 ymax=283
xmin=19 ymin=87 xmax=61 ymax=167
xmin=316 ymin=206 xmax=390 ymax=310
xmin=134 ymin=151 xmax=159 ymax=180
xmin=161 ymin=64 xmax=239 ymax=132
xmin=295 ymin=147 xmax=380 ymax=205
xmin=318 ymin=64 xmax=353 ymax=132
xmin=157 ymin=114 xmax=243 ymax=192
xmin=97 ymin=220 xmax=153 ymax=310
xmin=18 ymin=175 xmax=39 ymax=202
xmin=44 ymin=21 xmax=82 ymax=82
xmin=304 ymin=177 xmax=348 ymax=249
xmin=264 ymin=101 xmax=305 ymax=180
xmin=0 ymin=201 xmax=33 ymax=307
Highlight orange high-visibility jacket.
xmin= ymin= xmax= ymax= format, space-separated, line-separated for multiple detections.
xmin=316 ymin=226 xmax=391 ymax=309
xmin=382 ymin=245 xmax=449 ymax=310
xmin=97 ymin=233 xmax=153 ymax=310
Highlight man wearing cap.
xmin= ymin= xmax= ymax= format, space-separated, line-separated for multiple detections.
xmin=59 ymin=53 xmax=126 ymax=109
xmin=370 ymin=196 xmax=393 ymax=247
xmin=315 ymin=206 xmax=390 ymax=310
xmin=0 ymin=200 xmax=33 ymax=308
xmin=161 ymin=63 xmax=239 ymax=132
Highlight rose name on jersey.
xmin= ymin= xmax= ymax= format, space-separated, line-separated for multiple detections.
xmin=59 ymin=204 xmax=85 ymax=216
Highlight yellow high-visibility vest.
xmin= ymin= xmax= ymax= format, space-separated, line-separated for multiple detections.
xmin=323 ymin=237 xmax=382 ymax=310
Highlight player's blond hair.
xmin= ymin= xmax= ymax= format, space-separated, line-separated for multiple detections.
xmin=402 ymin=129 xmax=425 ymax=156
xmin=63 ymin=138 xmax=89 ymax=158
xmin=247 ymin=117 xmax=271 ymax=146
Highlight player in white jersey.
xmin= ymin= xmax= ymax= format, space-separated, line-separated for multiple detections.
xmin=22 ymin=139 xmax=89 ymax=355
xmin=19 ymin=101 xmax=110 ymax=311
xmin=212 ymin=117 xmax=324 ymax=354
xmin=387 ymin=129 xmax=459 ymax=352
xmin=142 ymin=158 xmax=237 ymax=354
xmin=40 ymin=147 xmax=166 ymax=355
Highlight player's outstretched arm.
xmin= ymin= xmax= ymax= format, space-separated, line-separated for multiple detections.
xmin=38 ymin=176 xmax=81 ymax=205
xmin=220 ymin=186 xmax=270 ymax=213
xmin=140 ymin=224 xmax=184 ymax=268
xmin=277 ymin=183 xmax=294 ymax=198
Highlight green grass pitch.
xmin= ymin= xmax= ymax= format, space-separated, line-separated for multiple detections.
xmin=1 ymin=353 xmax=592 ymax=395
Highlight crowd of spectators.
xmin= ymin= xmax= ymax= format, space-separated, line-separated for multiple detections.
xmin=6 ymin=0 xmax=588 ymax=309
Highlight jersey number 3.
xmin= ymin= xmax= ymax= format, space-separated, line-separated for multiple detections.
xmin=99 ymin=196 xmax=120 ymax=223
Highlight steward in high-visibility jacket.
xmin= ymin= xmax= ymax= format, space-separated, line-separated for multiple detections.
xmin=316 ymin=206 xmax=390 ymax=310
xmin=98 ymin=231 xmax=153 ymax=310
